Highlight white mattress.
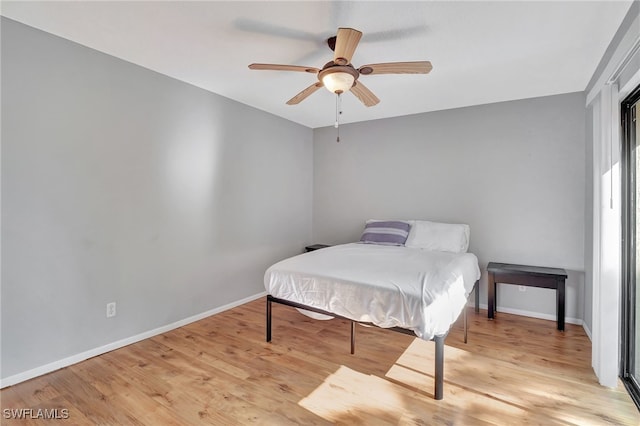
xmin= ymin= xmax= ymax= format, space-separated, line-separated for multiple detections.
xmin=264 ymin=243 xmax=481 ymax=340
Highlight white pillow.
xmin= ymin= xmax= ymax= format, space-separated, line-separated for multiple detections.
xmin=405 ymin=220 xmax=470 ymax=253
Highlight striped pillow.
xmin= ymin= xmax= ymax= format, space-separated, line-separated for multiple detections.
xmin=360 ymin=220 xmax=411 ymax=246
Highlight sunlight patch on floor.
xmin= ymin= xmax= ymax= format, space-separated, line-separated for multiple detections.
xmin=386 ymin=340 xmax=536 ymax=422
xmin=296 ymin=333 xmax=639 ymax=424
xmin=297 ymin=340 xmax=539 ymax=424
xmin=385 ymin=338 xmax=634 ymax=426
xmin=298 ymin=365 xmax=412 ymax=424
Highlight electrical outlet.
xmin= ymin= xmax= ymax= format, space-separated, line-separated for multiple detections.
xmin=518 ymin=285 xmax=526 ymax=292
xmin=106 ymin=302 xmax=116 ymax=318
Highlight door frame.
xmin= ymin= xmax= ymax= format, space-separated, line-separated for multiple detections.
xmin=621 ymin=84 xmax=640 ymax=408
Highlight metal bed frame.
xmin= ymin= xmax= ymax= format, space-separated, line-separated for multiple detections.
xmin=265 ymin=280 xmax=479 ymax=400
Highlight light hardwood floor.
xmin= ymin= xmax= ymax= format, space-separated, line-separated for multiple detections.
xmin=1 ymin=299 xmax=639 ymax=425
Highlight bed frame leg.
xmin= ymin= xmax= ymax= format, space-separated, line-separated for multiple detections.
xmin=350 ymin=321 xmax=356 ymax=354
xmin=434 ymin=335 xmax=444 ymax=400
xmin=463 ymin=306 xmax=468 ymax=344
xmin=266 ymin=296 xmax=272 ymax=343
xmin=463 ymin=280 xmax=479 ymax=344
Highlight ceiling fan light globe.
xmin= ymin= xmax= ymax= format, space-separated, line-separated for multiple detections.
xmin=322 ymin=71 xmax=355 ymax=94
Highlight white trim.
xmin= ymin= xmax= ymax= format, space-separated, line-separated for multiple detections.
xmin=593 ymin=83 xmax=622 ymax=389
xmin=607 ymin=36 xmax=640 ymax=85
xmin=0 ymin=291 xmax=267 ymax=389
xmin=477 ymin=303 xmax=583 ymax=326
xmin=591 ymin=97 xmax=602 ymax=376
xmin=586 ymin=12 xmax=640 ymax=106
xmin=620 ymin=68 xmax=640 ymax=101
xmin=583 ymin=322 xmax=593 ymax=342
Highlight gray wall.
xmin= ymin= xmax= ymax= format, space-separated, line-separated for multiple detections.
xmin=1 ymin=18 xmax=313 ymax=380
xmin=313 ymin=93 xmax=586 ymax=320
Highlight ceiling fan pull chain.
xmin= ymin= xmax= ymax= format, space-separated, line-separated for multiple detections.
xmin=335 ymin=93 xmax=339 ymax=128
xmin=335 ymin=93 xmax=343 ymax=142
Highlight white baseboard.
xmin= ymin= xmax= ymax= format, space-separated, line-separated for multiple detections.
xmin=0 ymin=291 xmax=267 ymax=389
xmin=475 ymin=303 xmax=584 ymax=326
xmin=582 ymin=322 xmax=593 ymax=341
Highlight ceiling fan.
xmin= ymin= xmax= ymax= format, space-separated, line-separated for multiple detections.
xmin=248 ymin=27 xmax=432 ymax=107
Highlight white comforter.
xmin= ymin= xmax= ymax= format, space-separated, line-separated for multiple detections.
xmin=264 ymin=243 xmax=480 ymax=340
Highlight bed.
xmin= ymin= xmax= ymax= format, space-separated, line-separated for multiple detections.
xmin=263 ymin=220 xmax=481 ymax=400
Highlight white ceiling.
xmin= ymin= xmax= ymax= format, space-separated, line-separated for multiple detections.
xmin=1 ymin=1 xmax=633 ymax=128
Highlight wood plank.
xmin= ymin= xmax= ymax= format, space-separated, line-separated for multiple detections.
xmin=1 ymin=298 xmax=638 ymax=425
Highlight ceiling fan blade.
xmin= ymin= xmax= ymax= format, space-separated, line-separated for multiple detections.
xmin=350 ymin=81 xmax=380 ymax=107
xmin=287 ymin=82 xmax=324 ymax=105
xmin=249 ymin=63 xmax=319 ymax=74
xmin=358 ymin=61 xmax=433 ymax=75
xmin=333 ymin=28 xmax=362 ymax=65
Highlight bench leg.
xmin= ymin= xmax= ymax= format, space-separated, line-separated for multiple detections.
xmin=488 ymin=272 xmax=496 ymax=319
xmin=266 ymin=296 xmax=272 ymax=342
xmin=557 ymin=279 xmax=565 ymax=331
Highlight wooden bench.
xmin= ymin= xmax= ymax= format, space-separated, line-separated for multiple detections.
xmin=487 ymin=262 xmax=568 ymax=331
